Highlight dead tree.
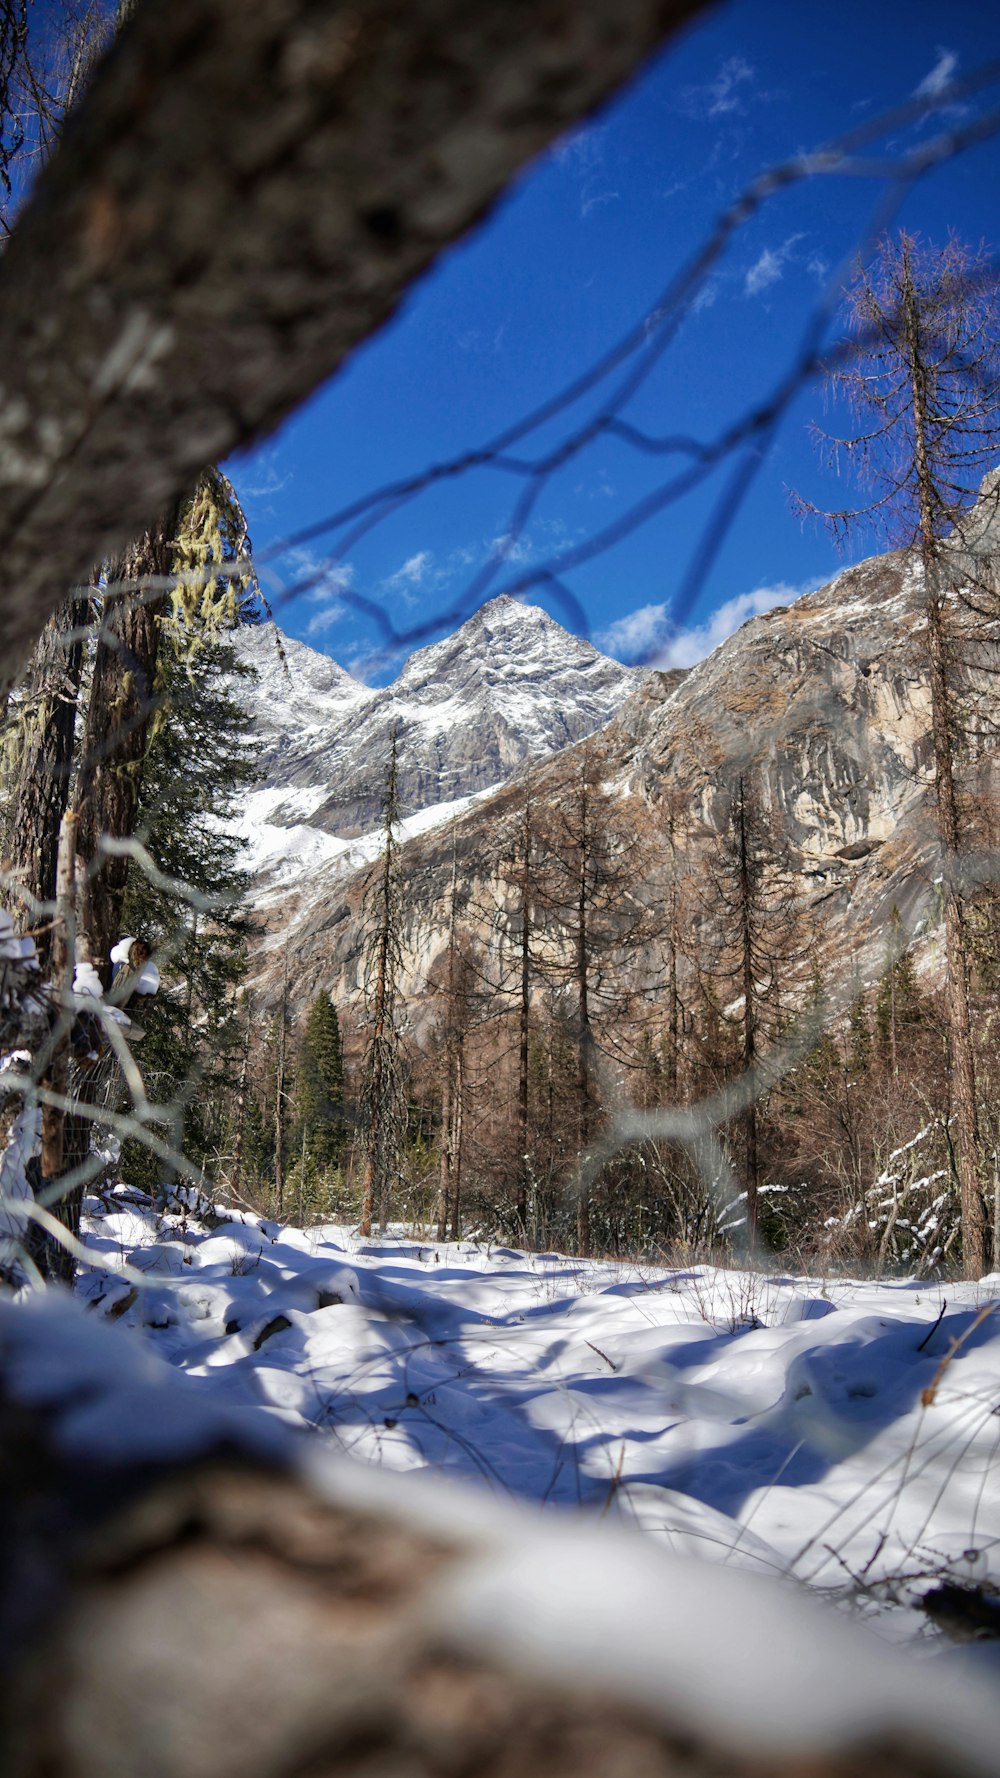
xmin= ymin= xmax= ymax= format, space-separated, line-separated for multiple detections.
xmin=800 ymin=232 xmax=1000 ymax=1276
xmin=359 ymin=730 xmax=407 ymax=1237
xmin=701 ymin=773 xmax=803 ymax=1251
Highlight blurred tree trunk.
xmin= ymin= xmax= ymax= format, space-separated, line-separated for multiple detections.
xmin=4 ymin=595 xmax=88 ymax=965
xmin=0 ymin=0 xmax=708 ymax=692
xmin=74 ymin=504 xmax=180 ymax=986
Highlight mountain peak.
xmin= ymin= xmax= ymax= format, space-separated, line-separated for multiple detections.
xmin=231 ymin=599 xmax=641 ymax=849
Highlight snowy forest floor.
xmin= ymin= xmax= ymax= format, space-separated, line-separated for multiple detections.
xmin=77 ymin=1188 xmax=1000 ymax=1656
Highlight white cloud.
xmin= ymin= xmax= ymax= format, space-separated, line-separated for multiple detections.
xmin=597 ymin=579 xmax=825 ymax=668
xmin=553 ymin=124 xmax=608 ymax=174
xmin=914 ymin=47 xmax=958 ymax=100
xmin=744 ymin=234 xmax=804 ymax=298
xmin=490 ymin=532 xmax=534 ymax=564
xmin=552 ymin=123 xmax=621 ymax=221
xmin=580 ymin=187 xmax=620 ymax=219
xmin=304 ymin=564 xmax=353 ymax=602
xmin=387 ymin=549 xmax=432 ymax=589
xmin=681 ymin=56 xmax=756 ymax=121
xmin=234 ymin=453 xmax=292 ymax=502
xmin=305 ymin=599 xmax=346 ymax=638
xmin=257 ymin=547 xmax=352 ymax=625
xmin=597 ymin=603 xmax=671 ymax=661
xmin=705 ymin=56 xmax=756 ymax=116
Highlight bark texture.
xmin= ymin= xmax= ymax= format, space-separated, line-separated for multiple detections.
xmin=0 ymin=0 xmax=708 ymax=690
xmin=0 ymin=1426 xmax=981 ymax=1778
xmin=4 ymin=594 xmax=88 ymax=955
xmin=74 ymin=505 xmax=180 ymax=985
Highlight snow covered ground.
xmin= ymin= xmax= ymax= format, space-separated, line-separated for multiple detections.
xmin=77 ymin=1190 xmax=1000 ymax=1652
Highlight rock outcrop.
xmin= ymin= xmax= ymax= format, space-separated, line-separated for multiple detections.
xmin=232 ymin=596 xmax=642 ymax=843
xmin=231 ymin=515 xmax=1000 ymax=1031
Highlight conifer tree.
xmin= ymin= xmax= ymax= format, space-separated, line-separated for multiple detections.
xmin=294 ymin=994 xmax=346 ymax=1173
xmin=874 ymin=909 xmax=924 ymax=1077
xmin=119 ymin=627 xmax=258 ymax=1191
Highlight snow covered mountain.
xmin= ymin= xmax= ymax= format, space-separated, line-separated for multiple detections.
xmin=230 ymin=596 xmax=644 ymax=866
xmin=238 ymin=493 xmax=1000 ymax=1017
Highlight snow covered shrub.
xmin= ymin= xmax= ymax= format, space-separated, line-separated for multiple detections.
xmin=826 ymin=1118 xmax=959 ymax=1276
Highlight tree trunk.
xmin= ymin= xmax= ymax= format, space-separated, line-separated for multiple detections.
xmin=436 ymin=1061 xmax=451 ymax=1244
xmin=575 ymin=783 xmax=592 ymax=1256
xmin=436 ymin=835 xmax=460 ymax=1242
xmin=0 ymin=0 xmax=707 ymax=693
xmin=517 ymin=800 xmax=532 ymax=1237
xmin=38 ymin=810 xmax=82 ymax=1283
xmin=274 ymin=952 xmax=288 ymax=1221
xmin=665 ymin=803 xmax=681 ymax=1099
xmin=903 ymin=262 xmax=987 ymax=1278
xmin=229 ymin=993 xmax=252 ymax=1200
xmin=735 ymin=778 xmax=759 ymax=1251
xmin=5 ymin=594 xmax=88 ymax=967
xmin=360 ymin=733 xmax=404 ymax=1239
xmin=451 ymin=1046 xmax=465 ymax=1244
xmin=0 ymin=1393 xmax=968 ymax=1778
xmin=74 ymin=506 xmax=180 ymax=986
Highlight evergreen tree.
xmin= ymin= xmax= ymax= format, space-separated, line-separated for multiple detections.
xmin=119 ymin=628 xmax=258 ymax=1190
xmin=874 ymin=909 xmax=923 ymax=1076
xmin=294 ymin=994 xmax=346 ymax=1172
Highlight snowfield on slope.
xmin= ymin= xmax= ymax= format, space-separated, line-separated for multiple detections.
xmin=78 ymin=1191 xmax=1000 ymax=1649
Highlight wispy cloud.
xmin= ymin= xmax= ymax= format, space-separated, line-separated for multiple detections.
xmin=573 ymin=468 xmax=617 ymax=501
xmin=597 ymin=578 xmax=825 ymax=668
xmin=386 ymin=549 xmax=432 ymax=589
xmin=553 ymin=125 xmax=607 ymax=174
xmin=914 ymin=47 xmax=958 ymax=101
xmin=552 ymin=123 xmax=620 ymax=220
xmin=305 ymin=600 xmax=347 ymax=639
xmin=690 ymin=281 xmax=719 ymax=315
xmin=456 ymin=322 xmax=507 ymax=356
xmin=744 ymin=233 xmax=804 ymax=298
xmin=680 ymin=56 xmax=756 ymax=121
xmin=261 ymin=546 xmax=353 ymax=641
xmin=233 ymin=450 xmax=292 ymax=504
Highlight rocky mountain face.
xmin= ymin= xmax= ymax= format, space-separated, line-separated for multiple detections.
xmin=239 ymin=529 xmax=999 ymax=1025
xmin=232 ymin=596 xmax=642 ymax=844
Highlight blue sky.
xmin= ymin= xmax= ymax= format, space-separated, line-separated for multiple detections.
xmin=228 ymin=0 xmax=1000 ymax=683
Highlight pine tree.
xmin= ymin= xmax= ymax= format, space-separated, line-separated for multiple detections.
xmin=294 ymin=994 xmax=346 ymax=1173
xmin=874 ymin=909 xmax=924 ymax=1076
xmin=118 ymin=626 xmax=258 ymax=1192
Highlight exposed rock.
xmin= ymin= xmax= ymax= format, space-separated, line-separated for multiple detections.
xmin=232 ymin=522 xmax=1000 ymax=1035
xmin=231 ymin=595 xmax=643 ymax=842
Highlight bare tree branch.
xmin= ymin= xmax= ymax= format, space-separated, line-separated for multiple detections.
xmin=0 ymin=0 xmax=709 ymax=691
